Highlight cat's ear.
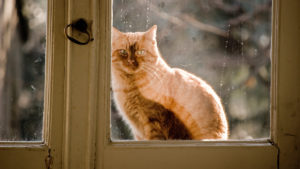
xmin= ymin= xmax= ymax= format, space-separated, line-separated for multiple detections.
xmin=144 ymin=25 xmax=157 ymax=41
xmin=112 ymin=27 xmax=123 ymax=40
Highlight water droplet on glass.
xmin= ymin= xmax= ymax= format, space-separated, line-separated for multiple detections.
xmin=31 ymin=85 xmax=36 ymax=91
xmin=34 ymin=57 xmax=42 ymax=63
xmin=145 ymin=0 xmax=152 ymax=28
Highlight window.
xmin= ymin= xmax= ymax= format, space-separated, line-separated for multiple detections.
xmin=1 ymin=0 xmax=299 ymax=169
xmin=0 ymin=0 xmax=66 ymax=168
xmin=96 ymin=0 xmax=300 ymax=168
xmin=0 ymin=0 xmax=46 ymax=142
xmin=111 ymin=0 xmax=272 ymax=141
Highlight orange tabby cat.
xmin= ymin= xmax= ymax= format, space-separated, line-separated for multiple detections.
xmin=111 ymin=25 xmax=228 ymax=140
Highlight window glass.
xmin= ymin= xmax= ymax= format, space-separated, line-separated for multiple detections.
xmin=111 ymin=0 xmax=271 ymax=140
xmin=0 ymin=0 xmax=46 ymax=141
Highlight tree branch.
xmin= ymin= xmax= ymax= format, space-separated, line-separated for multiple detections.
xmin=149 ymin=4 xmax=228 ymax=37
xmin=228 ymin=1 xmax=272 ymax=26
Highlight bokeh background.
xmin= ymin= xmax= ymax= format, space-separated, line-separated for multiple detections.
xmin=0 ymin=0 xmax=46 ymax=141
xmin=111 ymin=0 xmax=272 ymax=140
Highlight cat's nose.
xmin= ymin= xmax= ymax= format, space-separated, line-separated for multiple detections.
xmin=128 ymin=59 xmax=134 ymax=64
xmin=128 ymin=59 xmax=136 ymax=65
xmin=128 ymin=58 xmax=138 ymax=67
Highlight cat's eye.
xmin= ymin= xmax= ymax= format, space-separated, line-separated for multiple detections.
xmin=118 ymin=49 xmax=128 ymax=58
xmin=136 ymin=50 xmax=146 ymax=56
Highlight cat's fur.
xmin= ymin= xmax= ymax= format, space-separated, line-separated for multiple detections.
xmin=111 ymin=25 xmax=228 ymax=140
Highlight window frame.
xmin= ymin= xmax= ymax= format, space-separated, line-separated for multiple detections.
xmin=95 ymin=0 xmax=299 ymax=169
xmin=0 ymin=0 xmax=66 ymax=168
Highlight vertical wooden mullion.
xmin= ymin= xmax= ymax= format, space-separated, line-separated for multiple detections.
xmin=63 ymin=0 xmax=97 ymax=169
xmin=275 ymin=0 xmax=300 ymax=168
xmin=45 ymin=0 xmax=66 ymax=168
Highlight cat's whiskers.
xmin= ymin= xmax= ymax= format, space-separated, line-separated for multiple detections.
xmin=139 ymin=64 xmax=164 ymax=89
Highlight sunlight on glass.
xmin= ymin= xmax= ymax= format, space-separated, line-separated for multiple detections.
xmin=111 ymin=0 xmax=271 ymax=140
xmin=0 ymin=0 xmax=46 ymax=141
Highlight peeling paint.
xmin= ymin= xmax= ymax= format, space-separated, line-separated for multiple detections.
xmin=45 ymin=149 xmax=53 ymax=169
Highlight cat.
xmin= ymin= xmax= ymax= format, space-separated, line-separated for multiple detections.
xmin=111 ymin=25 xmax=228 ymax=140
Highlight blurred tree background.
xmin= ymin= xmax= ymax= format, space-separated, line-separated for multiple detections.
xmin=0 ymin=0 xmax=46 ymax=141
xmin=112 ymin=0 xmax=272 ymax=140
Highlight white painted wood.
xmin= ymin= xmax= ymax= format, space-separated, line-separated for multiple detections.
xmin=273 ymin=0 xmax=300 ymax=168
xmin=44 ymin=0 xmax=67 ymax=168
xmin=104 ymin=143 xmax=277 ymax=169
xmin=62 ymin=0 xmax=98 ymax=168
xmin=270 ymin=0 xmax=279 ymax=144
xmin=96 ymin=0 xmax=111 ymax=169
xmin=0 ymin=145 xmax=48 ymax=169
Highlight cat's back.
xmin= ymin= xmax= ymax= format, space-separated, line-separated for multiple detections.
xmin=168 ymin=68 xmax=228 ymax=139
xmin=171 ymin=68 xmax=223 ymax=108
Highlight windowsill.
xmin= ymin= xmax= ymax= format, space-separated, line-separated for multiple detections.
xmin=109 ymin=138 xmax=273 ymax=148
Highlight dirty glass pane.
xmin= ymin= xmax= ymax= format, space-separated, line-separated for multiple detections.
xmin=111 ymin=0 xmax=271 ymax=140
xmin=0 ymin=0 xmax=46 ymax=141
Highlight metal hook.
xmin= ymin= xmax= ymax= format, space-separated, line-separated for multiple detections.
xmin=64 ymin=18 xmax=92 ymax=45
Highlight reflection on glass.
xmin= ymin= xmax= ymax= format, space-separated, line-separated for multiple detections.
xmin=0 ymin=0 xmax=46 ymax=141
xmin=111 ymin=0 xmax=271 ymax=140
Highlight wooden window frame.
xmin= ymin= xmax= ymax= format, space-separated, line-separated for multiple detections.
xmin=1 ymin=0 xmax=300 ymax=169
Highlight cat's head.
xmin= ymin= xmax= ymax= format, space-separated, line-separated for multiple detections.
xmin=112 ymin=25 xmax=159 ymax=74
